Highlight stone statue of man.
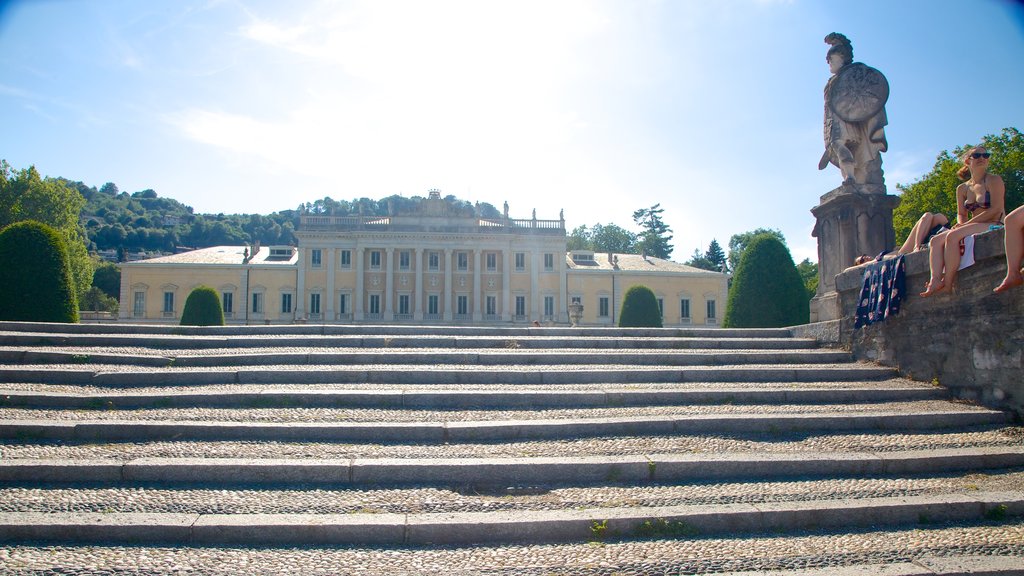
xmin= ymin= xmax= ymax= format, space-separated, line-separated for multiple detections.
xmin=818 ymin=33 xmax=889 ymax=193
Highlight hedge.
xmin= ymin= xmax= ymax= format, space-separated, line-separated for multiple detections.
xmin=0 ymin=220 xmax=79 ymax=323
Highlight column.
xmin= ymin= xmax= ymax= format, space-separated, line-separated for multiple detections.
xmin=354 ymin=245 xmax=364 ymax=321
xmin=295 ymin=246 xmax=306 ymax=319
xmin=443 ymin=249 xmax=453 ymax=321
xmin=385 ymin=247 xmax=394 ymax=319
xmin=530 ymin=248 xmax=540 ymax=320
xmin=326 ymin=247 xmax=336 ymax=321
xmin=502 ymin=244 xmax=511 ymax=322
xmin=472 ymin=249 xmax=482 ymax=321
xmin=414 ymin=247 xmax=424 ymax=321
xmin=558 ymin=251 xmax=567 ymax=324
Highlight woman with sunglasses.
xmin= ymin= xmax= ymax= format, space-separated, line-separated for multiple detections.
xmin=993 ymin=204 xmax=1023 ymax=293
xmin=920 ymin=146 xmax=1005 ymax=297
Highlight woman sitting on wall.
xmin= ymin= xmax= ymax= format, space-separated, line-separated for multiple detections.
xmin=993 ymin=205 xmax=1024 ymax=293
xmin=920 ymin=146 xmax=1005 ymax=297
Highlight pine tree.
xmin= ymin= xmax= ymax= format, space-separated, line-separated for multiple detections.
xmin=632 ymin=204 xmax=673 ymax=259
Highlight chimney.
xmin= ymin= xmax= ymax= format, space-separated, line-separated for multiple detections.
xmin=252 ymin=240 xmax=261 ymax=256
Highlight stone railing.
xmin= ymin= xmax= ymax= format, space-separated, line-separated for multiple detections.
xmin=802 ymin=228 xmax=1023 ymax=417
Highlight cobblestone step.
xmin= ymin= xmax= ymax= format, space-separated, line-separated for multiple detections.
xmin=0 ymin=363 xmax=900 ymax=386
xmin=0 ymin=492 xmax=1020 ymax=546
xmin=2 ymin=522 xmax=1020 ymax=574
xmin=0 ymin=383 xmax=947 ymax=409
xmin=4 ymin=449 xmax=1024 ymax=486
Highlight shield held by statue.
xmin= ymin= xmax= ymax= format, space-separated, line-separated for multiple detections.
xmin=827 ymin=62 xmax=889 ymax=123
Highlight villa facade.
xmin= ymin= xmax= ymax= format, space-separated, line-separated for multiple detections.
xmin=119 ymin=191 xmax=729 ymax=326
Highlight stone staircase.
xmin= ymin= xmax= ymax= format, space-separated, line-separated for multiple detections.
xmin=0 ymin=321 xmax=1022 ymax=575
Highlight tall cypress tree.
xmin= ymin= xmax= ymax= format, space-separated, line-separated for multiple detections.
xmin=723 ymin=235 xmax=808 ymax=328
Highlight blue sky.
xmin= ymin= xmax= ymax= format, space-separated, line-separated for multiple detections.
xmin=2 ymin=0 xmax=1023 ymax=263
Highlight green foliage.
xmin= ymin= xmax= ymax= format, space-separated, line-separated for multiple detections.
xmin=568 ymin=223 xmax=639 ymax=254
xmin=686 ymin=239 xmax=727 ymax=271
xmin=894 ymin=127 xmax=1023 ymax=244
xmin=633 ymin=204 xmax=673 ymax=259
xmin=81 ymin=287 xmax=119 ymax=313
xmin=179 ymin=286 xmax=225 ymax=326
xmin=0 ymin=221 xmax=79 ymax=323
xmin=0 ymin=161 xmax=93 ymax=301
xmin=724 ymin=235 xmax=808 ymax=328
xmin=635 ymin=518 xmax=699 ymax=538
xmin=91 ymin=260 xmax=121 ymax=298
xmin=727 ymin=228 xmax=786 ymax=273
xmin=796 ymin=258 xmax=819 ymax=301
xmin=618 ymin=285 xmax=663 ymax=328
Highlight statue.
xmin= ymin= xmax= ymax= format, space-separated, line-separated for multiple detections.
xmin=818 ymin=33 xmax=889 ymax=192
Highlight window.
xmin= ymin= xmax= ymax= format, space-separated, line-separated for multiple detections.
xmin=399 ymin=251 xmax=411 ymax=270
xmin=309 ymin=293 xmax=321 ymax=315
xmin=369 ymin=294 xmax=381 ymax=314
xmin=222 ymin=292 xmax=233 ymax=314
xmin=515 ymin=295 xmax=526 ymax=317
xmin=339 ymin=293 xmax=349 ymax=315
xmin=544 ymin=296 xmax=554 ymax=317
xmin=133 ymin=292 xmax=145 ymax=317
xmin=707 ymin=300 xmax=717 ymax=320
xmin=657 ymin=298 xmax=664 ymax=318
xmin=340 ymin=250 xmax=351 ymax=269
xmin=457 ymin=295 xmax=469 ymax=315
xmin=427 ymin=294 xmax=439 ymax=316
xmin=281 ymin=293 xmax=292 ymax=314
xmin=514 ymin=252 xmax=525 ymax=271
xmin=485 ymin=295 xmax=497 ymax=316
xmin=398 ymin=294 xmax=410 ymax=315
xmin=599 ymin=297 xmax=609 ymax=318
xmin=370 ymin=250 xmax=382 ymax=269
xmin=486 ymin=253 xmax=497 ymax=271
xmin=251 ymin=293 xmax=263 ymax=314
xmin=457 ymin=252 xmax=469 ymax=271
xmin=311 ymin=249 xmax=322 ymax=268
xmin=680 ymin=298 xmax=691 ymax=319
xmin=162 ymin=292 xmax=174 ymax=314
xmin=571 ymin=296 xmax=582 ymax=304
xmin=544 ymin=253 xmax=554 ymax=271
xmin=428 ymin=251 xmax=440 ymax=271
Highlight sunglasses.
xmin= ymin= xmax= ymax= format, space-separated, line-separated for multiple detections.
xmin=970 ymin=152 xmax=991 ymax=159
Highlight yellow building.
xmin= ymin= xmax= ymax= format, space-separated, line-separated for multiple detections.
xmin=120 ymin=191 xmax=728 ymax=326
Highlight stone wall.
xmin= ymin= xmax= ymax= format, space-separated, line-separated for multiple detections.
xmin=829 ymin=228 xmax=1023 ymax=418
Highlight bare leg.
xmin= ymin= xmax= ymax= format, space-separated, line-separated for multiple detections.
xmin=941 ymin=222 xmax=991 ymax=292
xmin=994 ymin=206 xmax=1024 ymax=293
xmin=899 ymin=213 xmax=929 ymax=255
xmin=920 ymin=231 xmax=948 ymax=297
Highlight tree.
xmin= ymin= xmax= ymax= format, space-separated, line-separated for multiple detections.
xmin=894 ymin=127 xmax=1023 ymax=244
xmin=704 ymin=239 xmax=727 ymax=271
xmin=618 ymin=285 xmax=663 ymax=328
xmin=796 ymin=258 xmax=819 ymax=302
xmin=723 ymin=235 xmax=808 ymax=328
xmin=0 ymin=221 xmax=78 ymax=323
xmin=685 ymin=248 xmax=717 ymax=271
xmin=727 ymin=228 xmax=787 ymax=272
xmin=591 ymin=223 xmax=638 ymax=254
xmin=81 ymin=286 xmax=119 ymax=313
xmin=180 ymin=285 xmax=225 ymax=326
xmin=92 ymin=260 xmax=121 ymax=298
xmin=632 ymin=204 xmax=673 ymax=259
xmin=567 ymin=225 xmax=592 ymax=251
xmin=0 ymin=161 xmax=93 ymax=300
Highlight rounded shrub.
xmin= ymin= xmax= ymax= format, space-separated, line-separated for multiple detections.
xmin=180 ymin=285 xmax=225 ymax=326
xmin=618 ymin=285 xmax=663 ymax=328
xmin=0 ymin=220 xmax=79 ymax=323
xmin=723 ymin=234 xmax=809 ymax=328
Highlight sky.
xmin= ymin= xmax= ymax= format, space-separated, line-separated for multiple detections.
xmin=1 ymin=0 xmax=1023 ymax=263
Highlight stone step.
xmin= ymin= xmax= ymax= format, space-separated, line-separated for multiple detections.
xmin=3 ymin=522 xmax=1020 ymax=574
xmin=0 ymin=405 xmax=1006 ymax=442
xmin=0 ymin=363 xmax=900 ymax=386
xmin=4 ymin=448 xmax=1023 ymax=486
xmin=0 ymin=333 xmax=820 ymax=350
xmin=0 ymin=321 xmax=795 ymax=338
xmin=0 ymin=492 xmax=1020 ymax=546
xmin=0 ymin=348 xmax=850 ymax=368
xmin=0 ymin=383 xmax=947 ymax=409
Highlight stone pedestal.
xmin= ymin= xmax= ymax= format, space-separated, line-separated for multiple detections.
xmin=810 ymin=184 xmax=899 ymax=322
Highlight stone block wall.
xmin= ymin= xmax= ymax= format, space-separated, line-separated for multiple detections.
xmin=831 ymin=228 xmax=1023 ymax=418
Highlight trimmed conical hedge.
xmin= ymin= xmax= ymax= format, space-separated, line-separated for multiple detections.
xmin=723 ymin=234 xmax=809 ymax=328
xmin=180 ymin=285 xmax=225 ymax=326
xmin=0 ymin=220 xmax=79 ymax=323
xmin=618 ymin=284 xmax=663 ymax=328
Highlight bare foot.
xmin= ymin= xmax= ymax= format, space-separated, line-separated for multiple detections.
xmin=993 ymin=275 xmax=1024 ymax=294
xmin=920 ymin=280 xmax=946 ymax=298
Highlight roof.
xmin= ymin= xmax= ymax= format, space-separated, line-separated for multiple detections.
xmin=124 ymin=246 xmax=297 ymax=266
xmin=566 ymin=252 xmax=726 ymax=275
